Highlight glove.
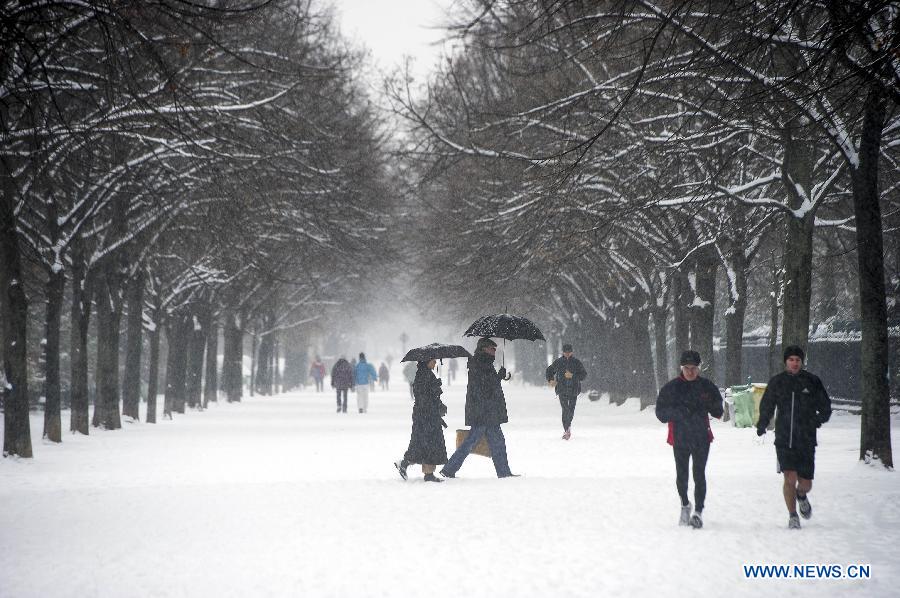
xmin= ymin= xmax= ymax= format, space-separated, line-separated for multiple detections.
xmin=756 ymin=427 xmax=766 ymax=437
xmin=564 ymin=370 xmax=573 ymax=380
xmin=498 ymin=367 xmax=507 ymax=379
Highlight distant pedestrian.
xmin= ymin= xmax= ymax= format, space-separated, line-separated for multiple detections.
xmin=309 ymin=356 xmax=326 ymax=392
xmin=655 ymin=350 xmax=724 ymax=529
xmin=447 ymin=358 xmax=458 ymax=386
xmin=756 ymin=345 xmax=832 ymax=530
xmin=378 ymin=362 xmax=390 ymax=391
xmin=354 ymin=353 xmax=378 ymax=413
xmin=330 ymin=357 xmax=354 ymax=413
xmin=403 ymin=361 xmax=417 ymax=400
xmin=440 ymin=337 xmax=518 ymax=479
xmin=546 ymin=343 xmax=587 ymax=440
xmin=395 ymin=359 xmax=448 ymax=483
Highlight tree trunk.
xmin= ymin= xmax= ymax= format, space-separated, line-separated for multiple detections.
xmin=853 ymin=86 xmax=892 ymax=468
xmin=122 ymin=271 xmax=145 ymax=421
xmin=255 ymin=330 xmax=273 ymax=396
xmin=186 ymin=313 xmax=205 ymax=409
xmin=164 ymin=315 xmax=189 ymax=417
xmin=274 ymin=334 xmax=281 ymax=395
xmin=42 ymin=266 xmax=65 ymax=442
xmin=689 ymin=246 xmax=717 ymax=376
xmin=768 ymin=249 xmax=783 ymax=378
xmin=0 ymin=192 xmax=33 ymax=458
xmin=92 ymin=268 xmax=123 ymax=430
xmin=672 ymin=270 xmax=690 ymax=363
xmin=724 ymin=249 xmax=749 ymax=387
xmin=651 ymin=305 xmax=668 ymax=395
xmin=780 ymin=123 xmax=815 ymax=352
xmin=203 ymin=319 xmax=219 ymax=407
xmin=146 ymin=311 xmax=161 ymax=424
xmin=69 ymin=240 xmax=92 ymax=435
xmin=631 ymin=308 xmax=657 ymax=408
xmin=250 ymin=330 xmax=258 ymax=397
xmin=223 ymin=312 xmax=243 ymax=402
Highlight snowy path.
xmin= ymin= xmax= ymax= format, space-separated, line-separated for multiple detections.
xmin=1 ymin=381 xmax=897 ymax=597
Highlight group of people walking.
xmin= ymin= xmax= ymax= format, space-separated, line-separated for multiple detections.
xmin=389 ymin=336 xmax=832 ymax=532
xmin=326 ymin=353 xmax=379 ymax=413
xmin=655 ymin=346 xmax=832 ymax=530
xmin=395 ymin=337 xmax=519 ymax=482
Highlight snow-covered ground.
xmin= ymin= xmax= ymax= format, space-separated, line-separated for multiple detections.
xmin=2 ymin=373 xmax=897 ymax=597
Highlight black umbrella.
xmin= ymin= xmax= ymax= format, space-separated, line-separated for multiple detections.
xmin=401 ymin=343 xmax=472 ymax=363
xmin=463 ymin=313 xmax=545 ymax=342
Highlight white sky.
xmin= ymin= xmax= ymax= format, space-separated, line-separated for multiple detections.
xmin=331 ymin=0 xmax=458 ymax=84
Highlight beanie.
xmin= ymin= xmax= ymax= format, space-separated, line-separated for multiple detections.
xmin=783 ymin=345 xmax=805 ymax=363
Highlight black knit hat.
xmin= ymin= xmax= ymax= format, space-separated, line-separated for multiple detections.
xmin=679 ymin=350 xmax=701 ymax=366
xmin=562 ymin=343 xmax=573 ymax=352
xmin=783 ymin=345 xmax=805 ymax=363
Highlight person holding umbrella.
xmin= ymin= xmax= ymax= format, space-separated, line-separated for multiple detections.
xmin=395 ymin=358 xmax=448 ymax=483
xmin=546 ymin=343 xmax=587 ymax=440
xmin=440 ymin=337 xmax=518 ymax=479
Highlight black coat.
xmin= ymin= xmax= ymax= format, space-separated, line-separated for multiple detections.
xmin=330 ymin=359 xmax=354 ymax=390
xmin=464 ymin=352 xmax=508 ymax=426
xmin=655 ymin=376 xmax=724 ymax=447
xmin=403 ymin=364 xmax=448 ymax=465
xmin=757 ymin=370 xmax=831 ymax=450
xmin=546 ymin=356 xmax=587 ymax=396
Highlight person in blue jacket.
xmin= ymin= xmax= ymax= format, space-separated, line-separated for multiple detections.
xmin=655 ymin=350 xmax=724 ymax=529
xmin=756 ymin=345 xmax=832 ymax=530
xmin=354 ymin=352 xmax=378 ymax=413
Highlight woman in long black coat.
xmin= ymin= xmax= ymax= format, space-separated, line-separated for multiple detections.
xmin=395 ymin=359 xmax=448 ymax=483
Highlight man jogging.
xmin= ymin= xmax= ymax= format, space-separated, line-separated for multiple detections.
xmin=655 ymin=350 xmax=724 ymax=529
xmin=756 ymin=345 xmax=832 ymax=530
xmin=546 ymin=343 xmax=587 ymax=440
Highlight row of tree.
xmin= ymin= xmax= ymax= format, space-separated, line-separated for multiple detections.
xmin=392 ymin=1 xmax=899 ymax=467
xmin=1 ymin=1 xmax=396 ymax=458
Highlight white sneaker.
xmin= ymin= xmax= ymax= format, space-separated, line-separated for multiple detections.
xmin=679 ymin=502 xmax=692 ymax=526
xmin=689 ymin=512 xmax=703 ymax=529
xmin=797 ymin=495 xmax=812 ymax=519
xmin=789 ymin=513 xmax=801 ymax=529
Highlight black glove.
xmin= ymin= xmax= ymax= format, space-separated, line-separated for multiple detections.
xmin=498 ymin=367 xmax=507 ymax=379
xmin=756 ymin=427 xmax=766 ymax=436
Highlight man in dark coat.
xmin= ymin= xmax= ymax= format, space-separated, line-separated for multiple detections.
xmin=439 ymin=337 xmax=517 ymax=478
xmin=546 ymin=343 xmax=587 ymax=440
xmin=655 ymin=350 xmax=724 ymax=529
xmin=756 ymin=345 xmax=832 ymax=530
xmin=395 ymin=359 xmax=448 ymax=483
xmin=330 ymin=357 xmax=354 ymax=413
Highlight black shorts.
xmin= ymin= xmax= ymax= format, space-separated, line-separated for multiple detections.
xmin=776 ymin=447 xmax=816 ymax=480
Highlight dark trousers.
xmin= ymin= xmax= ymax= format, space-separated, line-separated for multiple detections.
xmin=558 ymin=394 xmax=577 ymax=430
xmin=335 ymin=389 xmax=348 ymax=412
xmin=314 ymin=378 xmax=323 ymax=392
xmin=673 ymin=442 xmax=710 ymax=511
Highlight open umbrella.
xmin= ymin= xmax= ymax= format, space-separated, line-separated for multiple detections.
xmin=401 ymin=343 xmax=472 ymax=363
xmin=463 ymin=313 xmax=545 ymax=341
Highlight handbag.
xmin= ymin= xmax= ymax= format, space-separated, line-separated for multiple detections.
xmin=456 ymin=428 xmax=492 ymax=458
